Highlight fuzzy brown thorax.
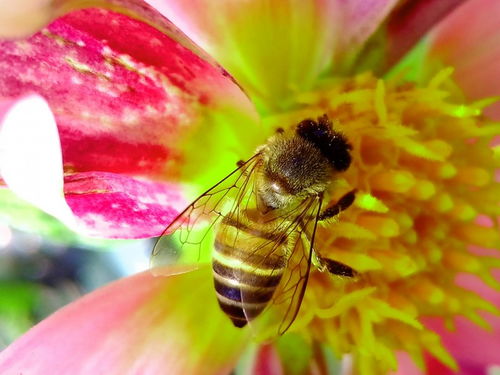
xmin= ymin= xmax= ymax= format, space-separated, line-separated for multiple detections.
xmin=256 ymin=115 xmax=352 ymax=211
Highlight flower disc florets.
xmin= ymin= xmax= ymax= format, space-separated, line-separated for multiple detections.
xmin=265 ymin=69 xmax=500 ymax=374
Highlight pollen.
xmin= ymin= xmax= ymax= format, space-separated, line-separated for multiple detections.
xmin=270 ymin=70 xmax=500 ymax=374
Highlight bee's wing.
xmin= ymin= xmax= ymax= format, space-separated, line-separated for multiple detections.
xmin=151 ymin=155 xmax=261 ymax=276
xmin=240 ymin=195 xmax=323 ymax=338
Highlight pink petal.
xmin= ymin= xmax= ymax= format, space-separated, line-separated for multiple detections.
xmin=427 ymin=0 xmax=500 ymax=120
xmin=395 ymin=270 xmax=500 ymax=375
xmin=64 ymin=171 xmax=185 ymax=238
xmin=426 ymin=317 xmax=500 ymax=374
xmin=148 ymin=0 xmax=397 ymax=107
xmin=336 ymin=0 xmax=399 ymax=59
xmin=0 ymin=2 xmax=259 ymax=180
xmin=252 ymin=345 xmax=284 ymax=375
xmin=425 ymin=272 xmax=500 ymax=374
xmin=385 ymin=0 xmax=467 ymax=68
xmin=148 ymin=0 xmax=343 ymax=109
xmin=0 ymin=267 xmax=248 ymax=375
xmin=395 ymin=353 xmax=422 ymax=375
xmin=0 ymin=97 xmax=183 ymax=238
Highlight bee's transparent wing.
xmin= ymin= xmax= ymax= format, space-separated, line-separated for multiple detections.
xmin=151 ymin=155 xmax=260 ymax=276
xmin=239 ymin=195 xmax=322 ymax=338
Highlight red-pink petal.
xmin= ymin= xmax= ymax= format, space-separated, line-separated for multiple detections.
xmin=252 ymin=345 xmax=284 ymax=375
xmin=427 ymin=0 xmax=500 ymax=119
xmin=0 ymin=2 xmax=259 ymax=180
xmin=0 ymin=267 xmax=248 ymax=375
xmin=384 ymin=0 xmax=467 ymax=68
xmin=426 ymin=272 xmax=500 ymax=374
xmin=64 ymin=171 xmax=185 ymax=238
xmin=425 ymin=317 xmax=500 ymax=374
xmin=0 ymin=96 xmax=184 ymax=238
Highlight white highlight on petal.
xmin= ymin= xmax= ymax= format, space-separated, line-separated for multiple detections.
xmin=0 ymin=95 xmax=78 ymax=230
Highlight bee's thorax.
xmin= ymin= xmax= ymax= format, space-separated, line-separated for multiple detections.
xmin=256 ymin=133 xmax=334 ymax=211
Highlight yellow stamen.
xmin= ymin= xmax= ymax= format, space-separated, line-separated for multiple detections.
xmin=370 ymin=170 xmax=415 ymax=193
xmin=263 ymin=69 xmax=500 ymax=374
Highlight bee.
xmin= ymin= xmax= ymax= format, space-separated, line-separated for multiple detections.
xmin=152 ymin=114 xmax=358 ymax=335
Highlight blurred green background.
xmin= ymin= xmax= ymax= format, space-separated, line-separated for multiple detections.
xmin=0 ymin=196 xmax=151 ymax=348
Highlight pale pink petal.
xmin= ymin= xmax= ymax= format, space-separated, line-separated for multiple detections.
xmin=0 ymin=95 xmax=76 ymax=229
xmin=64 ymin=171 xmax=185 ymax=238
xmin=394 ymin=352 xmax=422 ymax=375
xmin=336 ymin=0 xmax=399 ymax=59
xmin=148 ymin=0 xmax=343 ymax=109
xmin=0 ymin=267 xmax=248 ymax=375
xmin=149 ymin=0 xmax=402 ymax=107
xmin=0 ymin=3 xmax=259 ymax=181
xmin=427 ymin=0 xmax=500 ymax=119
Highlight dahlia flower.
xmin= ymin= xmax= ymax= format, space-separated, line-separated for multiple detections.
xmin=0 ymin=0 xmax=499 ymax=374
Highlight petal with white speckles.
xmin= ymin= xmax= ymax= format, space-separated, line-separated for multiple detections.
xmin=0 ymin=3 xmax=260 ymax=186
xmin=64 ymin=171 xmax=186 ymax=238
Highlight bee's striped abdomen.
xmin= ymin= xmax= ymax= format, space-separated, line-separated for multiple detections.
xmin=212 ymin=216 xmax=287 ymax=328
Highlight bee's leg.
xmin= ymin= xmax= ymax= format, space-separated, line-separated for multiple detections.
xmin=276 ymin=127 xmax=284 ymax=134
xmin=236 ymin=160 xmax=245 ymax=167
xmin=312 ymin=248 xmax=357 ymax=276
xmin=318 ymin=189 xmax=356 ymax=221
xmin=314 ymin=189 xmax=357 ymax=277
xmin=321 ymin=257 xmax=357 ymax=277
xmin=312 ymin=250 xmax=327 ymax=272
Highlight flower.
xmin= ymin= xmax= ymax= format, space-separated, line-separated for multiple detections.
xmin=1 ymin=0 xmax=500 ymax=374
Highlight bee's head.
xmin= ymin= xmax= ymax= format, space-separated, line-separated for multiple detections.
xmin=257 ymin=115 xmax=352 ymax=212
xmin=295 ymin=114 xmax=352 ymax=172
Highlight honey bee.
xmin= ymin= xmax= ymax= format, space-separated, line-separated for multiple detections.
xmin=152 ymin=114 xmax=357 ymax=335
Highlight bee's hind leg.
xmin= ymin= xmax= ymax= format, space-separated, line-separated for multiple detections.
xmin=318 ymin=189 xmax=356 ymax=221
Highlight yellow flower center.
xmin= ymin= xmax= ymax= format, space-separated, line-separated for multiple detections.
xmin=264 ymin=69 xmax=500 ymax=374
